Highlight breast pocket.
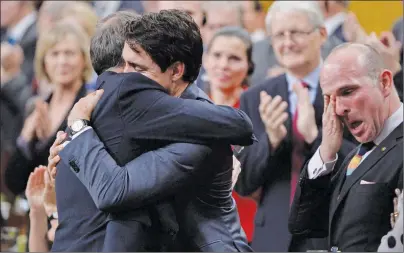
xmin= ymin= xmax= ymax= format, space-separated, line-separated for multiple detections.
xmin=353 ymin=183 xmax=393 ymax=216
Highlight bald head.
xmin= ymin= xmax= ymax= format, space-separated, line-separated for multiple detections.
xmin=324 ymin=43 xmax=386 ymax=83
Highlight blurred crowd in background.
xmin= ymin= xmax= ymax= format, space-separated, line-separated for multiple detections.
xmin=0 ymin=0 xmax=402 ymax=252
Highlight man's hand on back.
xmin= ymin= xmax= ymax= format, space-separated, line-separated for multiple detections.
xmin=68 ymin=89 xmax=104 ymax=127
xmin=47 ymin=131 xmax=67 ymax=181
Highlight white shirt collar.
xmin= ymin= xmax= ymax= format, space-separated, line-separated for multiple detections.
xmin=324 ymin=12 xmax=346 ymax=36
xmin=250 ymin=29 xmax=266 ymax=43
xmin=7 ymin=12 xmax=36 ymax=42
xmin=374 ymin=103 xmax=403 ymax=145
xmin=286 ymin=63 xmax=322 ymax=92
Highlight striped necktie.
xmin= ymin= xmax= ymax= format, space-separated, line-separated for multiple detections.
xmin=346 ymin=142 xmax=375 ymax=176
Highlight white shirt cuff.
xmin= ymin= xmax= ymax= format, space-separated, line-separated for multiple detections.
xmin=62 ymin=126 xmax=92 ymax=148
xmin=307 ymin=147 xmax=338 ymax=179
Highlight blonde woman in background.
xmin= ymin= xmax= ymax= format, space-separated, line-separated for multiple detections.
xmin=36 ymin=1 xmax=98 ymax=96
xmin=4 ymin=22 xmax=92 ymax=196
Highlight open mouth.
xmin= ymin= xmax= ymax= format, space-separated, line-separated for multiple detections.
xmin=350 ymin=121 xmax=363 ymax=129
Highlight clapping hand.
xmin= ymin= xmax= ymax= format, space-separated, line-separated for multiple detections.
xmin=391 ymin=188 xmax=402 ymax=228
xmin=25 ymin=166 xmax=47 ymax=212
xmin=259 ymin=91 xmax=288 ymax=150
xmin=293 ymin=83 xmax=318 ymax=144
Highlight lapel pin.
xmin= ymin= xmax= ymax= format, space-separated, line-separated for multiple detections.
xmin=381 ymin=147 xmax=386 ymax=152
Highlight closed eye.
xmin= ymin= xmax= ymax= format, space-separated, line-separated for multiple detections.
xmin=341 ymin=88 xmax=355 ymax=96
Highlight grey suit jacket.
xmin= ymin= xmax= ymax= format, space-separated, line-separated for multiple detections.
xmin=60 ymin=126 xmax=252 ymax=252
xmin=250 ymin=35 xmax=343 ymax=86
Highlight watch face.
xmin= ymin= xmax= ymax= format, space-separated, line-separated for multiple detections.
xmin=72 ymin=120 xmax=85 ymax=132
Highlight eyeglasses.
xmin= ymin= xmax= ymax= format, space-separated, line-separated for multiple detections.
xmin=271 ymin=28 xmax=318 ymax=43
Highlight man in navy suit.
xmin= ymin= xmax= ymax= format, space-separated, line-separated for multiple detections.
xmin=50 ymin=10 xmax=253 ymax=252
xmin=234 ymin=2 xmax=356 ymax=251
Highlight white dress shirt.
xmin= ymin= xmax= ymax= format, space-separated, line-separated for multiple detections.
xmin=308 ymin=103 xmax=404 ymax=179
xmin=6 ymin=12 xmax=36 ymax=42
xmin=324 ymin=12 xmax=346 ymax=37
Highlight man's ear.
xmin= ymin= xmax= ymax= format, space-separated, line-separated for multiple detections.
xmin=171 ymin=61 xmax=185 ymax=82
xmin=380 ymin=69 xmax=394 ymax=98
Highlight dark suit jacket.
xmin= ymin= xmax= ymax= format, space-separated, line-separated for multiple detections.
xmin=0 ymin=74 xmax=32 ymax=153
xmin=332 ymin=24 xmax=347 ymax=43
xmin=53 ymin=71 xmax=254 ymax=251
xmin=289 ymin=123 xmax=403 ymax=252
xmin=234 ymin=74 xmax=356 ymax=251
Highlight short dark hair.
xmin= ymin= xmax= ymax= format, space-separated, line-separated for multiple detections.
xmin=206 ymin=26 xmax=255 ymax=76
xmin=90 ymin=10 xmax=139 ymax=75
xmin=124 ymin=9 xmax=203 ymax=83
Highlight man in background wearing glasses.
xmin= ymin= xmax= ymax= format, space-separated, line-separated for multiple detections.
xmin=234 ymin=1 xmax=356 ymax=252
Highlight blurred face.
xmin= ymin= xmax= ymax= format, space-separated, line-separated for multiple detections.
xmin=158 ymin=1 xmax=203 ymax=28
xmin=122 ymin=42 xmax=175 ymax=93
xmin=204 ymin=8 xmax=241 ymax=44
xmin=0 ymin=1 xmax=23 ymax=28
xmin=320 ymin=52 xmax=393 ymax=143
xmin=44 ymin=35 xmax=85 ymax=87
xmin=241 ymin=1 xmax=263 ymax=33
xmin=204 ymin=36 xmax=249 ymax=91
xmin=270 ymin=11 xmax=326 ymax=72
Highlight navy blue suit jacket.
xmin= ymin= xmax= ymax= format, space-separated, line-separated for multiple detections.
xmin=53 ymin=72 xmax=254 ymax=251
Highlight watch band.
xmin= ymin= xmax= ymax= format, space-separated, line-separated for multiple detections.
xmin=68 ymin=119 xmax=91 ymax=137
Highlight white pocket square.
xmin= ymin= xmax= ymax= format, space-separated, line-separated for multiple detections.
xmin=360 ymin=180 xmax=376 ymax=185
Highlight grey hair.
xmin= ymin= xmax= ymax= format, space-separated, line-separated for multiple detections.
xmin=265 ymin=1 xmax=325 ymax=33
xmin=202 ymin=1 xmax=244 ymax=27
xmin=90 ymin=10 xmax=139 ymax=75
xmin=328 ymin=42 xmax=386 ymax=84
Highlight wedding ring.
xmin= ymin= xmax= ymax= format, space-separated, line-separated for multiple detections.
xmin=393 ymin=212 xmax=399 ymax=218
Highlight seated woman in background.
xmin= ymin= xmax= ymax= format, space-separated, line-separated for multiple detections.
xmin=4 ymin=21 xmax=93 ymax=196
xmin=203 ymin=26 xmax=257 ymax=243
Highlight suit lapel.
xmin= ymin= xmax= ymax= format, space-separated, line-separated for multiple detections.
xmin=328 ymin=148 xmax=358 ymax=231
xmin=330 ymin=123 xmax=403 ymax=222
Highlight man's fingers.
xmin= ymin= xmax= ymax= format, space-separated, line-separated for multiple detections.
xmin=259 ymin=91 xmax=272 ymax=118
xmin=268 ymin=101 xmax=288 ymax=123
xmin=272 ymin=112 xmax=288 ymax=129
xmin=85 ymin=89 xmax=104 ymax=109
xmin=323 ymin=95 xmax=330 ymax=114
xmin=264 ymin=95 xmax=282 ymax=118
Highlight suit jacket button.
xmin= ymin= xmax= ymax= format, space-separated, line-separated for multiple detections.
xmin=69 ymin=160 xmax=80 ymax=173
